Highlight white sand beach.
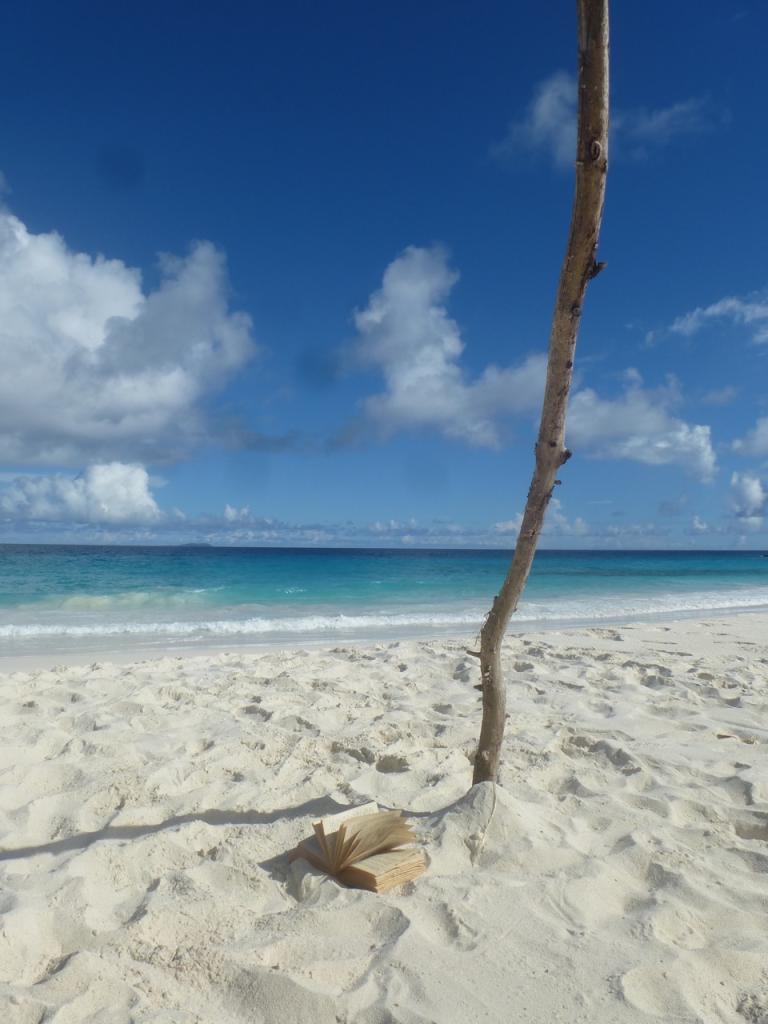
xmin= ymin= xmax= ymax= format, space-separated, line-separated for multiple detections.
xmin=1 ymin=613 xmax=767 ymax=1023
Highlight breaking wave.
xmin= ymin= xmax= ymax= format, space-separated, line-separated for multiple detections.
xmin=2 ymin=587 xmax=768 ymax=644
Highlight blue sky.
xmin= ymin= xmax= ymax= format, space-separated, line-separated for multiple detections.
xmin=0 ymin=0 xmax=766 ymax=548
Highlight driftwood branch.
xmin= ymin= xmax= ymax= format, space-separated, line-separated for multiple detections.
xmin=472 ymin=0 xmax=610 ymax=785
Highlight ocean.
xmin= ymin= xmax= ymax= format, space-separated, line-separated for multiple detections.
xmin=0 ymin=545 xmax=767 ymax=658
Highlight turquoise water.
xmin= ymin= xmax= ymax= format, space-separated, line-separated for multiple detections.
xmin=1 ymin=545 xmax=767 ymax=656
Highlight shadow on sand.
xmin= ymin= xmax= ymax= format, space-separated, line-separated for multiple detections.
xmin=0 ymin=795 xmax=350 ymax=863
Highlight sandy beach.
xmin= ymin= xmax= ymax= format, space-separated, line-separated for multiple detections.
xmin=1 ymin=613 xmax=766 ymax=1023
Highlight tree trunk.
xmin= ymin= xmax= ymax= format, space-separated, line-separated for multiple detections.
xmin=472 ymin=0 xmax=610 ymax=785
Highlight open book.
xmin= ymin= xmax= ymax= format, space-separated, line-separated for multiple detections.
xmin=289 ymin=802 xmax=426 ymax=893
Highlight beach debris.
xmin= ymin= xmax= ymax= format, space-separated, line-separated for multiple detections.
xmin=288 ymin=802 xmax=426 ymax=893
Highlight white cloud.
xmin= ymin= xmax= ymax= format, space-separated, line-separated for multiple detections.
xmin=3 ymin=492 xmax=765 ymax=549
xmin=353 ymin=250 xmax=717 ymax=481
xmin=730 ymin=471 xmax=765 ymax=522
xmin=671 ymin=294 xmax=768 ymax=344
xmin=613 ymin=98 xmax=712 ymax=148
xmin=0 ymin=463 xmax=161 ymax=523
xmin=495 ymin=72 xmax=714 ymax=168
xmin=568 ymin=374 xmax=717 ymax=481
xmin=596 ymin=522 xmax=676 ymax=549
xmin=370 ymin=518 xmax=418 ymax=534
xmin=493 ymin=499 xmax=587 ymax=538
xmin=353 ymin=246 xmax=545 ymax=446
xmin=701 ymin=386 xmax=738 ymax=406
xmin=547 ymin=498 xmax=589 ymax=536
xmin=494 ymin=71 xmax=577 ymax=168
xmin=494 ymin=515 xmax=523 ymax=536
xmin=0 ymin=206 xmax=256 ymax=466
xmin=734 ymin=416 xmax=768 ymax=457
xmin=224 ymin=504 xmax=252 ymax=522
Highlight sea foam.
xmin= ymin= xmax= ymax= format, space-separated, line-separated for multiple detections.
xmin=2 ymin=588 xmax=768 ymax=644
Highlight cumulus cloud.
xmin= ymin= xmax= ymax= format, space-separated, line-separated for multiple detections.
xmin=0 ymin=463 xmax=161 ymax=523
xmin=733 ymin=416 xmax=768 ymax=457
xmin=352 ymin=246 xmax=545 ymax=446
xmin=0 ymin=206 xmax=256 ymax=466
xmin=495 ymin=72 xmax=715 ymax=167
xmin=567 ymin=373 xmax=717 ymax=481
xmin=352 ymin=250 xmax=717 ymax=481
xmin=671 ymin=294 xmax=768 ymax=344
xmin=730 ymin=471 xmax=765 ymax=522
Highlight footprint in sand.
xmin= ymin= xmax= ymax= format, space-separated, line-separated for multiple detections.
xmin=242 ymin=703 xmax=272 ymax=721
xmin=590 ymin=628 xmax=624 ymax=641
xmin=561 ymin=734 xmax=642 ymax=777
xmin=376 ymin=754 xmax=410 ymax=774
xmin=640 ymin=674 xmax=669 ymax=689
xmin=650 ymin=904 xmax=707 ymax=950
xmin=416 ymin=900 xmax=479 ymax=951
xmin=730 ymin=848 xmax=768 ymax=875
xmin=330 ymin=742 xmax=376 ymax=765
xmin=737 ymin=992 xmax=768 ymax=1022
xmin=733 ymin=814 xmax=768 ymax=842
xmin=619 ymin=964 xmax=691 ymax=1018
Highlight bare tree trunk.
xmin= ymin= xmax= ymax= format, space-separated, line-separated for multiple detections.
xmin=472 ymin=0 xmax=610 ymax=785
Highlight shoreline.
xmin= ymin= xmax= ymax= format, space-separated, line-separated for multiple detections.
xmin=2 ymin=606 xmax=768 ymax=674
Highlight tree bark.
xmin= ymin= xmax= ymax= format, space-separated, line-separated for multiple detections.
xmin=472 ymin=0 xmax=610 ymax=785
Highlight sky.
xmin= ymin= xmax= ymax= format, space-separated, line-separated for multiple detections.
xmin=0 ymin=0 xmax=766 ymax=549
